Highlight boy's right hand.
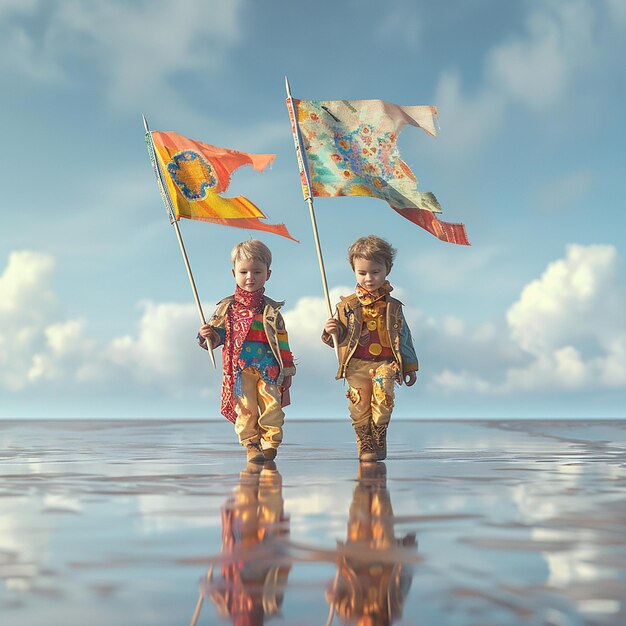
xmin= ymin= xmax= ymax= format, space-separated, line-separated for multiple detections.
xmin=324 ymin=318 xmax=339 ymax=336
xmin=198 ymin=324 xmax=214 ymax=348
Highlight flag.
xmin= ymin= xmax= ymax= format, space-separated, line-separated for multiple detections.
xmin=150 ymin=131 xmax=297 ymax=241
xmin=287 ymin=98 xmax=469 ymax=245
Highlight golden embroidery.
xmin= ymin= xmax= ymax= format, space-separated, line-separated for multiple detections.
xmin=346 ymin=387 xmax=361 ymax=405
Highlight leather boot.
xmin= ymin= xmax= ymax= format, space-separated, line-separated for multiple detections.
xmin=354 ymin=422 xmax=378 ymax=463
xmin=246 ymin=442 xmax=265 ymax=464
xmin=371 ymin=422 xmax=388 ymax=460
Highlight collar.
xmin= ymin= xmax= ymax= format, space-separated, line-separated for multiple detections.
xmin=355 ymin=280 xmax=393 ymax=305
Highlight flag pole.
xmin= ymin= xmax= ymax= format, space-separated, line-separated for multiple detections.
xmin=285 ymin=77 xmax=340 ymax=361
xmin=143 ymin=114 xmax=216 ymax=368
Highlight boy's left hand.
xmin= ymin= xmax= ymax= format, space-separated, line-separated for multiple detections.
xmin=404 ymin=371 xmax=417 ymax=387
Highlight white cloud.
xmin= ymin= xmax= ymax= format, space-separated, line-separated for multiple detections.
xmin=432 ymin=368 xmax=491 ymax=394
xmin=2 ymin=245 xmax=624 ymax=409
xmin=105 ymin=300 xmax=217 ymax=390
xmin=28 ymin=319 xmax=95 ymax=383
xmin=283 ymin=286 xmax=350 ymax=349
xmin=507 ymin=244 xmax=619 ymax=355
xmin=0 ymin=250 xmax=219 ymax=396
xmin=282 ymin=286 xmax=352 ymax=385
xmin=595 ymin=336 xmax=626 ymax=386
xmin=432 ymin=0 xmax=607 ymax=158
xmin=486 ymin=1 xmax=596 ymax=111
xmin=0 ymin=250 xmax=57 ymax=317
xmin=432 ymin=243 xmax=626 ymax=394
xmin=433 ymin=70 xmax=505 ymax=159
xmin=0 ymin=251 xmax=59 ymax=390
xmin=0 ymin=0 xmax=244 ymax=110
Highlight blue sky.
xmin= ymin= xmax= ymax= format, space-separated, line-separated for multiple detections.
xmin=1 ymin=0 xmax=625 ymax=419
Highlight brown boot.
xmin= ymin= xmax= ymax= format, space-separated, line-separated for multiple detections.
xmin=371 ymin=422 xmax=388 ymax=460
xmin=246 ymin=442 xmax=265 ymax=464
xmin=263 ymin=447 xmax=277 ymax=461
xmin=354 ymin=423 xmax=378 ymax=463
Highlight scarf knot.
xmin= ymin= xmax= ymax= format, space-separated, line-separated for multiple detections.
xmin=355 ymin=280 xmax=393 ymax=305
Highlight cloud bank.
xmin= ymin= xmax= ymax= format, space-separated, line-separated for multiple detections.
xmin=432 ymin=244 xmax=626 ymax=394
xmin=1 ymin=243 xmax=624 ymax=415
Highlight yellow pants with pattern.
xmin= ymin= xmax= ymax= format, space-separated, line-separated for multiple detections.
xmin=234 ymin=367 xmax=284 ymax=450
xmin=345 ymin=358 xmax=397 ymax=428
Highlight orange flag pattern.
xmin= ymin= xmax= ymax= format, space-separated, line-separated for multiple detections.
xmin=151 ymin=131 xmax=297 ymax=241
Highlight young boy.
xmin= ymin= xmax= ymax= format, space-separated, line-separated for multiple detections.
xmin=198 ymin=240 xmax=295 ymax=464
xmin=323 ymin=236 xmax=417 ymax=462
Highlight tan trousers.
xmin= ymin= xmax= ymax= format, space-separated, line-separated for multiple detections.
xmin=345 ymin=358 xmax=397 ymax=427
xmin=234 ymin=367 xmax=284 ymax=450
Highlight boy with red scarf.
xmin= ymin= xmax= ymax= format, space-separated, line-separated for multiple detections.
xmin=198 ymin=240 xmax=295 ymax=464
xmin=323 ymin=236 xmax=418 ymax=462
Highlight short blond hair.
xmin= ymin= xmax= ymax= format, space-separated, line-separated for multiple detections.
xmin=348 ymin=235 xmax=396 ymax=273
xmin=231 ymin=239 xmax=272 ymax=269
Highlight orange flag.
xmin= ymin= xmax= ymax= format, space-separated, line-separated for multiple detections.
xmin=151 ymin=131 xmax=297 ymax=241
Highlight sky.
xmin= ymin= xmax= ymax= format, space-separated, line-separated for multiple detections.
xmin=1 ymin=0 xmax=625 ymax=419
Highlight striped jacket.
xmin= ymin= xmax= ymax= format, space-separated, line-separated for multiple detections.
xmin=199 ymin=295 xmax=296 ymax=384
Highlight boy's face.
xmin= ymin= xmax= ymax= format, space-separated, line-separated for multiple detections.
xmin=232 ymin=258 xmax=271 ymax=292
xmin=353 ymin=257 xmax=388 ymax=292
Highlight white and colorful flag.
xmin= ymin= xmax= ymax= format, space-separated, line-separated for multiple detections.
xmin=287 ymin=98 xmax=469 ymax=245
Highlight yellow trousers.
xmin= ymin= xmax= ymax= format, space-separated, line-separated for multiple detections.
xmin=345 ymin=358 xmax=397 ymax=428
xmin=234 ymin=367 xmax=284 ymax=450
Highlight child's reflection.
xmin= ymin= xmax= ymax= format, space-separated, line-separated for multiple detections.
xmin=327 ymin=463 xmax=417 ymax=626
xmin=202 ymin=462 xmax=291 ymax=625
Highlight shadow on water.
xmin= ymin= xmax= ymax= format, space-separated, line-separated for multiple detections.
xmin=195 ymin=461 xmax=419 ymax=626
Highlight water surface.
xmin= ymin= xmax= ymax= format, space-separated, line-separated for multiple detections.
xmin=1 ymin=419 xmax=625 ymax=625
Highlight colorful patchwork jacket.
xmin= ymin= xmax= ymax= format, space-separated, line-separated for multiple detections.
xmin=322 ymin=293 xmax=418 ymax=380
xmin=199 ymin=295 xmax=296 ymax=386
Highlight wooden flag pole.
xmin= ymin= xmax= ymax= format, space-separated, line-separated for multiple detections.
xmin=189 ymin=592 xmax=203 ymax=626
xmin=143 ymin=114 xmax=216 ymax=368
xmin=285 ymin=77 xmax=340 ymax=362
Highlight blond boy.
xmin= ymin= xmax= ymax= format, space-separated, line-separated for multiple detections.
xmin=323 ymin=236 xmax=417 ymax=461
xmin=198 ymin=240 xmax=295 ymax=464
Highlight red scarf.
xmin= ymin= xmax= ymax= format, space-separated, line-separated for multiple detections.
xmin=221 ymin=285 xmax=265 ymax=422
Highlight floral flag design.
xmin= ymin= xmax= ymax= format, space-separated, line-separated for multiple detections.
xmin=150 ymin=131 xmax=297 ymax=241
xmin=287 ymin=99 xmax=469 ymax=245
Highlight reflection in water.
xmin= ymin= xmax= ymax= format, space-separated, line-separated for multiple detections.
xmin=327 ymin=463 xmax=417 ymax=626
xmin=5 ymin=421 xmax=624 ymax=624
xmin=196 ymin=462 xmax=290 ymax=626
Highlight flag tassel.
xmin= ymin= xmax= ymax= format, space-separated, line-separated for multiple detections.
xmin=143 ymin=114 xmax=217 ymax=369
xmin=285 ymin=77 xmax=340 ymax=362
